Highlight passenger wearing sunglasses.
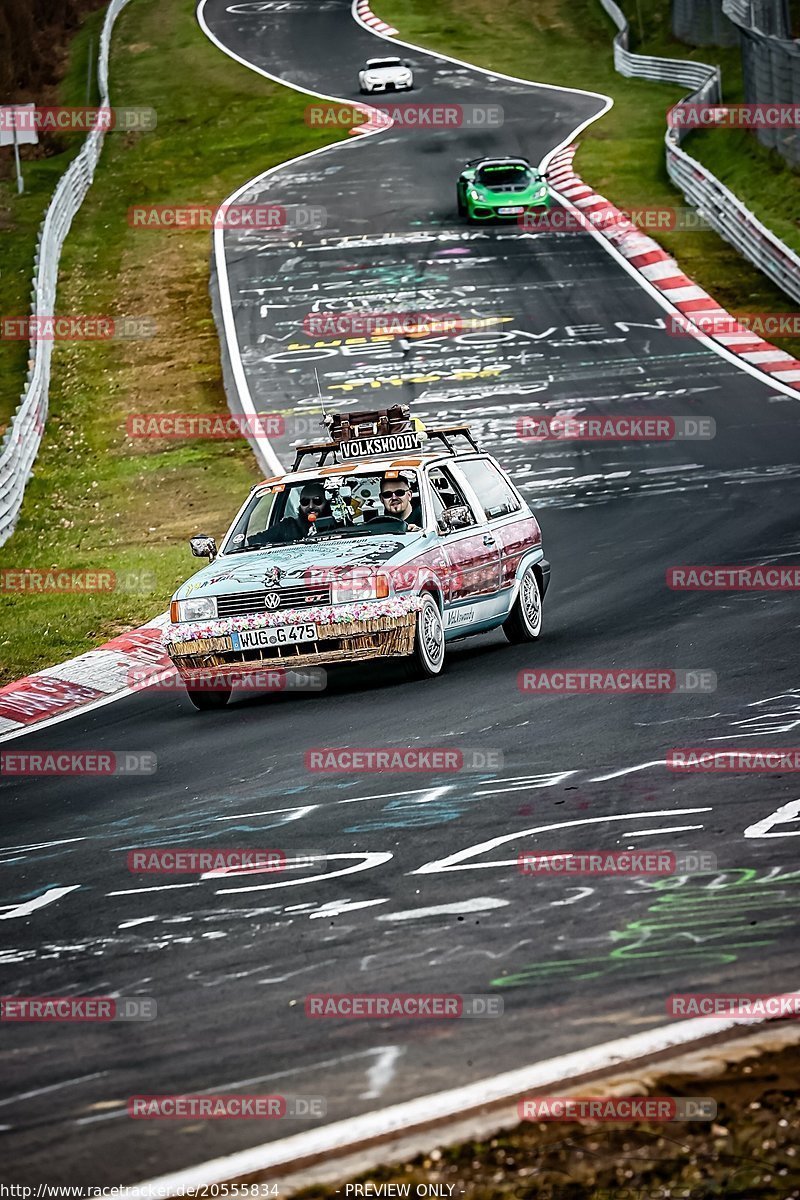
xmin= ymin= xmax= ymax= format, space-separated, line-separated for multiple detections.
xmin=379 ymin=473 xmax=421 ymax=531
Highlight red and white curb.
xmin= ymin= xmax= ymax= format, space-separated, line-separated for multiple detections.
xmin=0 ymin=615 xmax=171 ymax=742
xmin=349 ymin=102 xmax=394 ymax=137
xmin=355 ymin=0 xmax=397 ymax=37
xmin=546 ymin=145 xmax=800 ymax=390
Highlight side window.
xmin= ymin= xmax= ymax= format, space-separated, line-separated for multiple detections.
xmin=428 ymin=467 xmax=477 ymax=530
xmin=459 ymin=459 xmax=521 ymax=520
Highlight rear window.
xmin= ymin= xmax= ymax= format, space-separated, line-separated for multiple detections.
xmin=459 ymin=459 xmax=521 ymax=520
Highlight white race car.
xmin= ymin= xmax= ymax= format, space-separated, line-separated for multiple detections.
xmin=359 ymin=56 xmax=414 ymax=94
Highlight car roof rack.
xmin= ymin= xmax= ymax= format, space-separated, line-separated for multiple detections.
xmin=289 ymin=404 xmax=481 ymax=471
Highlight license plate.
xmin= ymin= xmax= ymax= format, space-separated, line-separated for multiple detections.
xmin=231 ymin=624 xmax=317 ymax=650
xmin=498 ymin=206 xmax=524 ymax=215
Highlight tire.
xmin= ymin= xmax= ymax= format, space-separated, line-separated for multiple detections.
xmin=406 ymin=594 xmax=446 ymax=678
xmin=457 ymin=191 xmax=466 ymax=217
xmin=186 ymin=686 xmax=231 ymax=711
xmin=503 ymin=565 xmax=543 ymax=643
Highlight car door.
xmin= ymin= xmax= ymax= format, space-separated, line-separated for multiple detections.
xmin=426 ymin=464 xmax=502 ymax=633
xmin=454 ymin=456 xmax=541 ymax=614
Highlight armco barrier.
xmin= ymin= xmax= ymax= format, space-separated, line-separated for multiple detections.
xmin=597 ymin=0 xmax=800 ymax=306
xmin=723 ymin=0 xmax=800 ymax=166
xmin=0 ymin=0 xmax=133 ymax=547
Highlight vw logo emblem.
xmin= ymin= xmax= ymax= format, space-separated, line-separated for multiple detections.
xmin=264 ymin=592 xmax=281 ymax=610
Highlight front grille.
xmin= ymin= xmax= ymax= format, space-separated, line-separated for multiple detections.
xmin=217 ymin=584 xmax=331 ymax=618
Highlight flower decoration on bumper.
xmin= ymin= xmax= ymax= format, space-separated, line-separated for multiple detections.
xmin=166 ymin=595 xmax=424 ymax=644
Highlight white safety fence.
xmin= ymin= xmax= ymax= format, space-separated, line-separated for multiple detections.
xmin=0 ymin=0 xmax=133 ymax=546
xmin=597 ymin=0 xmax=800 ymax=306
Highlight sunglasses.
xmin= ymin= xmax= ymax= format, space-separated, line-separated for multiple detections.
xmin=381 ymin=488 xmax=409 ymax=499
xmin=299 ymin=496 xmax=325 ymax=507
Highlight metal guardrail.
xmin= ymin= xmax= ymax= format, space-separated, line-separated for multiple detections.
xmin=723 ymin=0 xmax=800 ymax=165
xmin=597 ymin=0 xmax=800 ymax=306
xmin=0 ymin=0 xmax=133 ymax=546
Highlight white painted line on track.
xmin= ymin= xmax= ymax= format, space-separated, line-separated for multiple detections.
xmin=0 ymin=885 xmax=80 ymax=920
xmin=128 ymin=1001 xmax=800 ymax=1195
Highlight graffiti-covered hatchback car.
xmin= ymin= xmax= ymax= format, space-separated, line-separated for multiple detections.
xmin=167 ymin=406 xmax=550 ymax=710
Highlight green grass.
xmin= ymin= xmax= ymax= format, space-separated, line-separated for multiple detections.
xmin=374 ymin=0 xmax=800 ymax=352
xmin=0 ymin=7 xmax=106 ymax=433
xmin=0 ymin=0 xmax=349 ymax=684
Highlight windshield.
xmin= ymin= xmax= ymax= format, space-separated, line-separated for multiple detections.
xmin=368 ymin=59 xmax=403 ymax=69
xmin=222 ymin=472 xmax=424 ymax=552
xmin=477 ymin=163 xmax=534 ymax=188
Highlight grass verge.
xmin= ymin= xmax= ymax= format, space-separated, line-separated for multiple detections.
xmin=0 ymin=6 xmax=105 ymax=432
xmin=0 ymin=0 xmax=349 ymax=684
xmin=373 ymin=0 xmax=800 ymax=356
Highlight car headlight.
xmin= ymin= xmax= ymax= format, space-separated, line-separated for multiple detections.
xmin=468 ymin=188 xmax=481 ymax=201
xmin=171 ymin=596 xmax=218 ymax=623
xmin=331 ymin=571 xmax=390 ymax=604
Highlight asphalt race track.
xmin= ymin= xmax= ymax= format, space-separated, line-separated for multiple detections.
xmin=1 ymin=0 xmax=799 ymax=1185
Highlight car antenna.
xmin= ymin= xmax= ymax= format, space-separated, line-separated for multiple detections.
xmin=315 ymin=368 xmax=333 ymax=436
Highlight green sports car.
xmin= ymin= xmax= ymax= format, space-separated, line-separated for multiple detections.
xmin=457 ymin=156 xmax=551 ymax=222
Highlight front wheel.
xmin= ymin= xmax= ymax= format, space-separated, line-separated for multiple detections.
xmin=186 ymin=686 xmax=231 ymax=711
xmin=503 ymin=566 xmax=543 ymax=643
xmin=457 ymin=190 xmax=466 ymax=217
xmin=406 ymin=594 xmax=445 ymax=678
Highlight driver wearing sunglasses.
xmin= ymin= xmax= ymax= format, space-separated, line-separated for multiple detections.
xmin=380 ymin=473 xmax=421 ymax=531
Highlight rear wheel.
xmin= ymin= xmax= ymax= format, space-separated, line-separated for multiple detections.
xmin=503 ymin=565 xmax=543 ymax=643
xmin=406 ymin=594 xmax=445 ymax=678
xmin=186 ymin=686 xmax=231 ymax=711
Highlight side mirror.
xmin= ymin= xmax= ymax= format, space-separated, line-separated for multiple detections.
xmin=190 ymin=534 xmax=217 ymax=561
xmin=439 ymin=505 xmax=474 ymax=532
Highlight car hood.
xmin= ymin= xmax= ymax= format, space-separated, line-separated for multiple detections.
xmin=364 ymin=66 xmax=408 ymax=77
xmin=173 ymin=534 xmax=426 ymax=600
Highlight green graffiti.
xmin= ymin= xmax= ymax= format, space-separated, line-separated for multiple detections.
xmin=492 ymin=868 xmax=800 ymax=989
